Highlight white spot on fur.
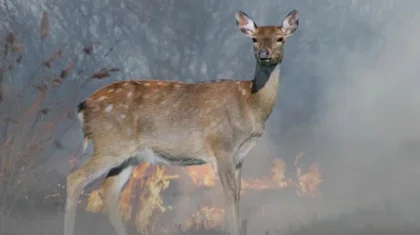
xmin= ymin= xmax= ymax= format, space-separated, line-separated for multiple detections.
xmin=98 ymin=96 xmax=106 ymax=101
xmin=105 ymin=104 xmax=113 ymax=112
xmin=116 ymin=88 xmax=122 ymax=93
xmin=120 ymin=114 xmax=126 ymax=119
xmin=127 ymin=92 xmax=133 ymax=98
xmin=107 ymin=89 xmax=114 ymax=93
xmin=144 ymin=83 xmax=150 ymax=87
xmin=241 ymin=89 xmax=247 ymax=95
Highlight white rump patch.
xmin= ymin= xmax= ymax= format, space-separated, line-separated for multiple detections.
xmin=77 ymin=110 xmax=84 ymax=124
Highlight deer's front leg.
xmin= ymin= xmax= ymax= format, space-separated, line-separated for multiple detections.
xmin=217 ymin=157 xmax=240 ymax=235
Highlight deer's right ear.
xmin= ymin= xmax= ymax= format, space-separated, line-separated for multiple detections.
xmin=235 ymin=10 xmax=257 ymax=37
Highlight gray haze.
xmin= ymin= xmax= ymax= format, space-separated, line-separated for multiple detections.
xmin=1 ymin=0 xmax=420 ymax=233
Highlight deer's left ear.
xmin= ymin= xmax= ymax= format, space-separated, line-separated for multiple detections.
xmin=235 ymin=10 xmax=257 ymax=37
xmin=281 ymin=10 xmax=299 ymax=37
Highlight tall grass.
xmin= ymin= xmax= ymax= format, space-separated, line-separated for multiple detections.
xmin=0 ymin=10 xmax=119 ymax=234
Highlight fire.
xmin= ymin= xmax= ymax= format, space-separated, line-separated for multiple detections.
xmin=241 ymin=158 xmax=294 ymax=191
xmin=294 ymin=153 xmax=322 ymax=197
xmin=183 ymin=206 xmax=225 ymax=231
xmin=186 ymin=158 xmax=293 ymax=191
xmin=82 ymin=153 xmax=322 ymax=234
xmin=120 ymin=163 xmax=150 ymax=221
xmin=86 ymin=164 xmax=179 ymax=234
xmin=187 ymin=165 xmax=217 ymax=187
xmin=135 ymin=165 xmax=179 ymax=234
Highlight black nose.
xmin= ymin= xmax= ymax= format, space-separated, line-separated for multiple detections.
xmin=258 ymin=49 xmax=270 ymax=59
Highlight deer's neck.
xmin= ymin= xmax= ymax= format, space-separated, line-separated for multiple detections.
xmin=250 ymin=63 xmax=281 ymax=121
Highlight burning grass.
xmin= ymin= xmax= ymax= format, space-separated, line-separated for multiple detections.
xmin=83 ymin=153 xmax=322 ymax=234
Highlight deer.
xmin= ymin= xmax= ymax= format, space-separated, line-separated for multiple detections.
xmin=63 ymin=9 xmax=299 ymax=235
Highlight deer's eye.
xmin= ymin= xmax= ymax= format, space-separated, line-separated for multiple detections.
xmin=276 ymin=37 xmax=284 ymax=42
xmin=252 ymin=38 xmax=257 ymax=43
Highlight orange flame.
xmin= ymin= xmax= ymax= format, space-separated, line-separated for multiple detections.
xmin=294 ymin=153 xmax=322 ymax=196
xmin=183 ymin=206 xmax=225 ymax=231
xmin=187 ymin=165 xmax=217 ymax=188
xmin=83 ymin=153 xmax=322 ymax=234
xmin=120 ymin=163 xmax=150 ymax=221
xmin=135 ymin=165 xmax=179 ymax=234
xmin=86 ymin=163 xmax=179 ymax=234
xmin=242 ymin=158 xmax=294 ymax=191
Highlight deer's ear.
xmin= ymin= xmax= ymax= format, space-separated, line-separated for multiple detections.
xmin=281 ymin=10 xmax=299 ymax=37
xmin=235 ymin=10 xmax=257 ymax=37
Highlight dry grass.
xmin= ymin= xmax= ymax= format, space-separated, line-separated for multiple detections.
xmin=0 ymin=11 xmax=120 ymax=235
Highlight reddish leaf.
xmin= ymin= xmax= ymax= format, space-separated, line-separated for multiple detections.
xmin=83 ymin=45 xmax=93 ymax=55
xmin=60 ymin=62 xmax=73 ymax=78
xmin=16 ymin=54 xmax=22 ymax=63
xmin=109 ymin=68 xmax=120 ymax=72
xmin=40 ymin=108 xmax=50 ymax=115
xmin=5 ymin=33 xmax=16 ymax=45
xmin=52 ymin=78 xmax=62 ymax=86
xmin=54 ymin=140 xmax=64 ymax=149
xmin=43 ymin=59 xmax=51 ymax=68
xmin=41 ymin=11 xmax=49 ymax=40
xmin=32 ymin=84 xmax=48 ymax=92
xmin=91 ymin=70 xmax=110 ymax=79
xmin=91 ymin=68 xmax=120 ymax=79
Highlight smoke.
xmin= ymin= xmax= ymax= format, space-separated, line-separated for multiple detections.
xmin=2 ymin=0 xmax=420 ymax=233
xmin=280 ymin=0 xmax=420 ymax=226
xmin=312 ymin=3 xmax=420 ymax=218
xmin=242 ymin=0 xmax=420 ymax=230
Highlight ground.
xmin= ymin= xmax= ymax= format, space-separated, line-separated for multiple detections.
xmin=3 ymin=194 xmax=420 ymax=235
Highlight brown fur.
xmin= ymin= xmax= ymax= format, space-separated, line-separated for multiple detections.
xmin=64 ymin=9 xmax=299 ymax=235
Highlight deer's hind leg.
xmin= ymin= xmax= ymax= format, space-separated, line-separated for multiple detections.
xmin=64 ymin=150 xmax=129 ymax=235
xmin=101 ymin=158 xmax=137 ymax=235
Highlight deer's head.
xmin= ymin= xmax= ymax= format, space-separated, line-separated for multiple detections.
xmin=235 ymin=10 xmax=299 ymax=66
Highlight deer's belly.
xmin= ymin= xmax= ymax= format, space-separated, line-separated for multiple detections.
xmin=134 ymin=148 xmax=208 ymax=166
xmin=105 ymin=149 xmax=208 ymax=179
